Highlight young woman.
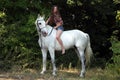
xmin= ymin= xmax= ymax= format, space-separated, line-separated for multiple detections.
xmin=46 ymin=5 xmax=65 ymax=54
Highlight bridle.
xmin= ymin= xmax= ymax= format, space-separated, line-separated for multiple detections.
xmin=37 ymin=20 xmax=46 ymax=32
xmin=37 ymin=19 xmax=53 ymax=49
xmin=37 ymin=20 xmax=53 ymax=36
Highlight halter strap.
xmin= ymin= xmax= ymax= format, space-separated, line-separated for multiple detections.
xmin=37 ymin=20 xmax=53 ymax=36
xmin=37 ymin=20 xmax=46 ymax=32
xmin=37 ymin=19 xmax=54 ymax=49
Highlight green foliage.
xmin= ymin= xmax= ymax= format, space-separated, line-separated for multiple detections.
xmin=0 ymin=0 xmax=119 ymax=71
xmin=107 ymin=10 xmax=120 ymax=73
xmin=113 ymin=0 xmax=120 ymax=4
xmin=0 ymin=0 xmax=45 ymax=70
xmin=107 ymin=34 xmax=120 ymax=74
xmin=106 ymin=9 xmax=120 ymax=74
xmin=116 ymin=10 xmax=120 ymax=27
xmin=67 ymin=0 xmax=75 ymax=5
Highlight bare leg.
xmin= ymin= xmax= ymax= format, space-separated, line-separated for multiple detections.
xmin=56 ymin=30 xmax=65 ymax=54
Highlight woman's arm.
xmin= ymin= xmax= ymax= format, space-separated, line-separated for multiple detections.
xmin=54 ymin=23 xmax=62 ymax=29
xmin=46 ymin=17 xmax=50 ymax=25
xmin=54 ymin=17 xmax=63 ymax=29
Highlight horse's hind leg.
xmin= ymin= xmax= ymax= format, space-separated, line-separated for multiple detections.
xmin=49 ymin=48 xmax=57 ymax=76
xmin=74 ymin=47 xmax=80 ymax=61
xmin=41 ymin=49 xmax=47 ymax=74
xmin=77 ymin=48 xmax=86 ymax=77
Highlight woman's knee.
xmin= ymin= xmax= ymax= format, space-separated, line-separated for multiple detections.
xmin=56 ymin=35 xmax=60 ymax=40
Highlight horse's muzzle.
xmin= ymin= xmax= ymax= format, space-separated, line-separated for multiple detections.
xmin=42 ymin=31 xmax=47 ymax=37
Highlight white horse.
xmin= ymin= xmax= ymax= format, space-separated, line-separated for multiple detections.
xmin=35 ymin=15 xmax=93 ymax=77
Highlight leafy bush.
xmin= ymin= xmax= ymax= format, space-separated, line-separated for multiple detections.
xmin=107 ymin=10 xmax=120 ymax=74
xmin=0 ymin=0 xmax=119 ymax=71
xmin=107 ymin=35 xmax=120 ymax=74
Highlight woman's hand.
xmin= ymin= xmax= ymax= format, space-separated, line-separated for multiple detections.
xmin=46 ymin=17 xmax=50 ymax=25
xmin=54 ymin=23 xmax=61 ymax=29
xmin=54 ymin=26 xmax=57 ymax=29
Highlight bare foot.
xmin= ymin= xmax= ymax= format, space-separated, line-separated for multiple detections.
xmin=62 ymin=48 xmax=65 ymax=54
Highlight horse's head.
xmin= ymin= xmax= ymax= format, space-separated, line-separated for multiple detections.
xmin=35 ymin=14 xmax=48 ymax=37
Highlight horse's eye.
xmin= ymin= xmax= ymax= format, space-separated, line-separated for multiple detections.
xmin=39 ymin=23 xmax=41 ymax=25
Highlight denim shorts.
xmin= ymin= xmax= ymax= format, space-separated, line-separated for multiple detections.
xmin=57 ymin=26 xmax=64 ymax=31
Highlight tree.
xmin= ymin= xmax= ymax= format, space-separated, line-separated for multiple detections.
xmin=0 ymin=0 xmax=119 ymax=70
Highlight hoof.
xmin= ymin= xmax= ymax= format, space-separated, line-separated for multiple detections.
xmin=80 ymin=73 xmax=85 ymax=78
xmin=40 ymin=71 xmax=45 ymax=75
xmin=52 ymin=73 xmax=57 ymax=76
xmin=80 ymin=75 xmax=85 ymax=78
xmin=80 ymin=71 xmax=85 ymax=78
xmin=40 ymin=72 xmax=44 ymax=75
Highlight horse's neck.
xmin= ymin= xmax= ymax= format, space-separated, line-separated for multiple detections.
xmin=38 ymin=25 xmax=56 ymax=38
xmin=46 ymin=25 xmax=56 ymax=33
xmin=46 ymin=25 xmax=53 ymax=30
xmin=37 ymin=31 xmax=41 ymax=38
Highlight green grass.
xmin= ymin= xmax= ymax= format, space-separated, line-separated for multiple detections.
xmin=0 ymin=67 xmax=119 ymax=80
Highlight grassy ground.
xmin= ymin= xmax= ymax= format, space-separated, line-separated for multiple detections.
xmin=0 ymin=67 xmax=119 ymax=80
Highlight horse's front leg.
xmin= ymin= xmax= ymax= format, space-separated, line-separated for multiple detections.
xmin=41 ymin=48 xmax=47 ymax=74
xmin=48 ymin=48 xmax=57 ymax=76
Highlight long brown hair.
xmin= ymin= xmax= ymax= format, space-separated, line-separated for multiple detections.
xmin=49 ymin=5 xmax=61 ymax=24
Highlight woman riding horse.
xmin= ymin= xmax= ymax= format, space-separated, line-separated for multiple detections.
xmin=46 ymin=5 xmax=65 ymax=54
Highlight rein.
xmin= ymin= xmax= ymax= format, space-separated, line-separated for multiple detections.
xmin=48 ymin=27 xmax=54 ymax=36
xmin=37 ymin=20 xmax=46 ymax=32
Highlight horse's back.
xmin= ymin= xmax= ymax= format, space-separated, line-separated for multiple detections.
xmin=64 ymin=29 xmax=85 ymax=34
xmin=63 ymin=29 xmax=87 ymax=38
xmin=55 ymin=29 xmax=88 ymax=50
xmin=66 ymin=29 xmax=88 ymax=48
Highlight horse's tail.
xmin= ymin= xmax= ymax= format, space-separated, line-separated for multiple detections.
xmin=85 ymin=34 xmax=93 ymax=66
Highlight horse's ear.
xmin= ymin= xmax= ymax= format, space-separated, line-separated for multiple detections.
xmin=38 ymin=14 xmax=41 ymax=18
xmin=43 ymin=15 xmax=45 ymax=19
